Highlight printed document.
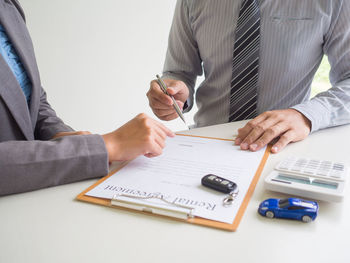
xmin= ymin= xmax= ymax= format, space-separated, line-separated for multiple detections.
xmin=86 ymin=135 xmax=266 ymax=224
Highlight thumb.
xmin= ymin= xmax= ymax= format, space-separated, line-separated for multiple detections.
xmin=167 ymin=85 xmax=185 ymax=96
xmin=175 ymin=100 xmax=185 ymax=110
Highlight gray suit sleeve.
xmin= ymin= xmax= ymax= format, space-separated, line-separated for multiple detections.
xmin=0 ymin=134 xmax=109 ymax=196
xmin=34 ymin=87 xmax=74 ymax=140
xmin=162 ymin=0 xmax=203 ymax=113
xmin=292 ymin=1 xmax=350 ymax=132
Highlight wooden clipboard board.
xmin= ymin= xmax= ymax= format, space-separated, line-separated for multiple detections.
xmin=77 ymin=134 xmax=270 ymax=231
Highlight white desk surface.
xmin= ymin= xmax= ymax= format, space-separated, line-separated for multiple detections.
xmin=1 ymin=121 xmax=349 ymax=263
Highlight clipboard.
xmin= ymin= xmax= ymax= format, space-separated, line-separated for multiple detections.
xmin=77 ymin=134 xmax=270 ymax=231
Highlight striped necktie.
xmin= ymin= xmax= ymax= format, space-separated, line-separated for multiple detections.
xmin=229 ymin=0 xmax=260 ymax=122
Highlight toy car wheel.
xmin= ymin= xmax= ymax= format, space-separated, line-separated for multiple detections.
xmin=302 ymin=215 xmax=312 ymax=223
xmin=265 ymin=211 xmax=274 ymax=218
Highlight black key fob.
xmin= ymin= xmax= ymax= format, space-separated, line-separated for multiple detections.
xmin=201 ymin=174 xmax=237 ymax=194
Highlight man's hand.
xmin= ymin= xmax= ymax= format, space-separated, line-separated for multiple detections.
xmin=234 ymin=109 xmax=311 ymax=153
xmin=146 ymin=78 xmax=189 ymax=121
xmin=52 ymin=131 xmax=91 ymax=139
xmin=102 ymin=113 xmax=175 ymax=162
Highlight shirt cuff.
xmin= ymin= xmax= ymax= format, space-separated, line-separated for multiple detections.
xmin=291 ymin=99 xmax=331 ymax=133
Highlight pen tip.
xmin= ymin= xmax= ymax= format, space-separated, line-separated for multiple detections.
xmin=156 ymin=74 xmax=160 ymax=79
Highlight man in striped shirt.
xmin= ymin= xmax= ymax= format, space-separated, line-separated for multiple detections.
xmin=147 ymin=0 xmax=350 ymax=153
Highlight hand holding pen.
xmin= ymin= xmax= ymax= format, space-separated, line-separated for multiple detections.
xmin=147 ymin=76 xmax=190 ymax=129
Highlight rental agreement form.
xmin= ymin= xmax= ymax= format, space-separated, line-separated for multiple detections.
xmin=86 ymin=135 xmax=267 ymax=224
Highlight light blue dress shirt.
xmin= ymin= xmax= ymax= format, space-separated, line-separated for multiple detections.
xmin=0 ymin=24 xmax=32 ymax=104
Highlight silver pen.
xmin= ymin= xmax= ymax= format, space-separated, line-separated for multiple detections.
xmin=156 ymin=75 xmax=190 ymax=129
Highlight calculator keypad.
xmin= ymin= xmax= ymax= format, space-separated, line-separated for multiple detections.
xmin=275 ymin=157 xmax=347 ymax=182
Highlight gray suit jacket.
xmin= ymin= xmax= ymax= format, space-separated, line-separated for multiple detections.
xmin=0 ymin=0 xmax=108 ymax=196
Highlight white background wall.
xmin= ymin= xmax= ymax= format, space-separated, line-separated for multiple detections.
xmin=21 ymin=0 xmax=197 ymax=134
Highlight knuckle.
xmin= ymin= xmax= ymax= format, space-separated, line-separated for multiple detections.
xmin=276 ymin=112 xmax=285 ymax=119
xmin=265 ymin=127 xmax=278 ymax=137
xmin=246 ymin=121 xmax=255 ymax=129
xmin=237 ymin=127 xmax=244 ymax=134
xmin=246 ymin=120 xmax=260 ymax=130
xmin=265 ymin=110 xmax=279 ymax=119
xmin=255 ymin=124 xmax=265 ymax=133
xmin=136 ymin=114 xmax=143 ymax=120
xmin=138 ymin=113 xmax=148 ymax=119
xmin=257 ymin=136 xmax=268 ymax=145
xmin=143 ymin=118 xmax=153 ymax=129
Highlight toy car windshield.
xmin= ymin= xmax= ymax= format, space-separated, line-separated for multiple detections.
xmin=278 ymin=198 xmax=289 ymax=208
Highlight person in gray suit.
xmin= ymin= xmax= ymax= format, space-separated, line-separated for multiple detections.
xmin=0 ymin=0 xmax=174 ymax=196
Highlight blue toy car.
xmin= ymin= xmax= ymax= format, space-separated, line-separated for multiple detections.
xmin=258 ymin=198 xmax=318 ymax=223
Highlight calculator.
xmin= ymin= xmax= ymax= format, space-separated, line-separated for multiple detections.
xmin=264 ymin=157 xmax=348 ymax=202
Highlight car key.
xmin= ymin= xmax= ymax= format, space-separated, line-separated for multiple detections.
xmin=201 ymin=174 xmax=239 ymax=206
xmin=201 ymin=174 xmax=237 ymax=194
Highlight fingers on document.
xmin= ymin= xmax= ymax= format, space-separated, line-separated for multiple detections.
xmin=235 ymin=109 xmax=310 ymax=153
xmin=140 ymin=115 xmax=175 ymax=157
xmin=144 ymin=138 xmax=163 ymax=158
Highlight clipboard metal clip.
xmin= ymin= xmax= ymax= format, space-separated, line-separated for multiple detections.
xmin=111 ymin=193 xmax=195 ymax=220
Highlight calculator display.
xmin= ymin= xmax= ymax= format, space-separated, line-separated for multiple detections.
xmin=276 ymin=174 xmax=338 ymax=190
